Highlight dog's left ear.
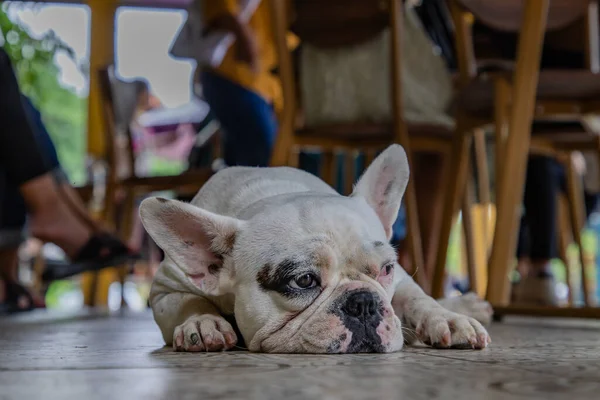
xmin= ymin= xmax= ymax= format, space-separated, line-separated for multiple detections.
xmin=139 ymin=197 xmax=245 ymax=296
xmin=351 ymin=144 xmax=409 ymax=239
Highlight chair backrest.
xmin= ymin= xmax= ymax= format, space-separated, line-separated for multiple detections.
xmin=456 ymin=0 xmax=590 ymax=32
xmin=290 ymin=0 xmax=389 ymax=48
xmin=269 ymin=0 xmax=405 ymax=143
xmin=97 ymin=66 xmax=139 ymax=181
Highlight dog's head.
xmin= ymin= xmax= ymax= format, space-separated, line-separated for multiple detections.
xmin=140 ymin=145 xmax=409 ymax=353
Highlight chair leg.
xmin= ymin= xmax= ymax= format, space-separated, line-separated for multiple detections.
xmin=565 ymin=155 xmax=594 ymax=306
xmin=474 ymin=129 xmax=491 ymax=205
xmin=344 ymin=151 xmax=357 ymax=196
xmin=271 ymin=124 xmax=294 ymax=167
xmin=494 ymin=78 xmax=511 ymax=210
xmin=462 ymin=181 xmax=478 ymax=294
xmin=473 ymin=128 xmax=492 ymax=258
xmin=321 ymin=151 xmax=337 ymax=189
xmin=117 ymin=188 xmax=136 ymax=309
xmin=31 ymin=250 xmax=46 ymax=294
xmin=365 ymin=149 xmax=377 ymax=167
xmin=432 ymin=119 xmax=473 ymax=299
xmin=403 ymin=170 xmax=430 ymax=293
xmin=486 ymin=0 xmax=549 ymax=306
xmin=81 ymin=272 xmax=99 ymax=307
xmin=288 ymin=146 xmax=300 ymax=169
xmin=558 ymin=194 xmax=574 ymax=306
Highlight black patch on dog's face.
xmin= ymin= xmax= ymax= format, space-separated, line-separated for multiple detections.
xmin=329 ymin=290 xmax=384 ymax=353
xmin=256 ymin=264 xmax=272 ymax=289
xmin=256 ymin=258 xmax=319 ymax=298
xmin=373 ymin=241 xmax=385 ymax=248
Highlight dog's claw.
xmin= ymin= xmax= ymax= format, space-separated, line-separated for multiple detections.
xmin=416 ymin=310 xmax=491 ymax=350
xmin=190 ymin=333 xmax=199 ymax=345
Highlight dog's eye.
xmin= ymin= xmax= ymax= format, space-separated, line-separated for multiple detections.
xmin=380 ymin=263 xmax=394 ymax=276
xmin=289 ymin=273 xmax=318 ymax=289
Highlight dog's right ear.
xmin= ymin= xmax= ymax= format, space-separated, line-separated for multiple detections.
xmin=351 ymin=144 xmax=409 ymax=239
xmin=139 ymin=197 xmax=245 ymax=296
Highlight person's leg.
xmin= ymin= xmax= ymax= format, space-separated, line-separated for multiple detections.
xmin=513 ymin=155 xmax=562 ymax=305
xmin=0 ymin=170 xmax=35 ymax=312
xmin=20 ymin=95 xmax=61 ymax=168
xmin=201 ymin=71 xmax=322 ymax=175
xmin=0 ymin=172 xmax=26 ymax=282
xmin=20 ymin=95 xmax=107 ymax=234
xmin=0 ymin=48 xmax=89 ymax=255
xmin=19 ymin=175 xmax=90 ymax=259
xmin=584 ymin=191 xmax=599 ymax=220
xmin=0 ymin=49 xmax=48 ymax=184
xmin=525 ymin=156 xmax=561 ymax=275
xmin=0 ymin=51 xmax=131 ymax=268
xmin=515 ymin=215 xmax=531 ymax=278
xmin=201 ymin=72 xmax=276 ymax=167
xmin=0 ymin=171 xmax=27 ymax=258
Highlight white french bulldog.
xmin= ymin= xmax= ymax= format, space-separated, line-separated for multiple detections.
xmin=140 ymin=145 xmax=491 ymax=353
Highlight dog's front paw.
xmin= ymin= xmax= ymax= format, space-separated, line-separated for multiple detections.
xmin=173 ymin=314 xmax=238 ymax=352
xmin=416 ymin=310 xmax=490 ymax=350
xmin=437 ymin=292 xmax=494 ymax=326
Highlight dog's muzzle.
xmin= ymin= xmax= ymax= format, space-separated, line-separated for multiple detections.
xmin=332 ymin=290 xmax=385 ymax=353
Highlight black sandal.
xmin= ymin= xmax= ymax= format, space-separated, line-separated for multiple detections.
xmin=42 ymin=233 xmax=139 ymax=282
xmin=0 ymin=281 xmax=35 ymax=315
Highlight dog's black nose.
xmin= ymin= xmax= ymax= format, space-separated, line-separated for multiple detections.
xmin=343 ymin=291 xmax=378 ymax=320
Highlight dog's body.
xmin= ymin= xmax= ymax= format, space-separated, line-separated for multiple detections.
xmin=142 ymin=145 xmax=490 ymax=353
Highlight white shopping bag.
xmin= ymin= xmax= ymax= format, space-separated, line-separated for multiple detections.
xmin=170 ymin=0 xmax=261 ymax=68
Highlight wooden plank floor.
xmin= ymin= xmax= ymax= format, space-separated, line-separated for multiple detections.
xmin=1 ymin=310 xmax=600 ymax=400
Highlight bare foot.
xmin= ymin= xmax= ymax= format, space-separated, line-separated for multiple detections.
xmin=437 ymin=292 xmax=494 ymax=326
xmin=20 ymin=174 xmax=91 ymax=260
xmin=57 ymin=182 xmax=108 ymax=234
xmin=29 ymin=196 xmax=91 ymax=260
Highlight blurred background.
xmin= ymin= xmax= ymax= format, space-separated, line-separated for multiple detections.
xmin=2 ymin=0 xmax=600 ymax=317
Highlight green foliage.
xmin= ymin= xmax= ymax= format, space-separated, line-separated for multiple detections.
xmin=0 ymin=2 xmax=87 ymax=184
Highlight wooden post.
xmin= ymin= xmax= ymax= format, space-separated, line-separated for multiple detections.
xmin=81 ymin=0 xmax=119 ymax=307
xmin=86 ymin=0 xmax=117 ymax=158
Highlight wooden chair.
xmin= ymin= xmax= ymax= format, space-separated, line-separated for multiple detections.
xmin=434 ymin=0 xmax=600 ymax=317
xmin=268 ymin=0 xmax=473 ymax=292
xmin=86 ymin=66 xmax=216 ymax=306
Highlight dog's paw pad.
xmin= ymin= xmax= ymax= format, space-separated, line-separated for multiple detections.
xmin=173 ymin=315 xmax=237 ymax=352
xmin=417 ymin=311 xmax=490 ymax=350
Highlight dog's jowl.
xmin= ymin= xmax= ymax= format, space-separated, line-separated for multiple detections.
xmin=140 ymin=144 xmax=491 ymax=353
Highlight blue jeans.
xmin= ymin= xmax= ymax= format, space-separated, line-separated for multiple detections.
xmin=200 ymin=71 xmax=406 ymax=241
xmin=201 ymin=71 xmax=320 ymax=173
xmin=0 ymin=95 xmax=62 ymax=248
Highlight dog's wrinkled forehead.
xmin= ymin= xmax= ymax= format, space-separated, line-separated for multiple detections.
xmin=259 ymin=196 xmax=380 ymax=237
xmin=237 ymin=197 xmax=394 ymax=275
